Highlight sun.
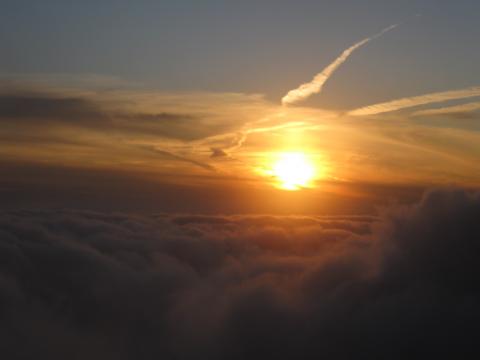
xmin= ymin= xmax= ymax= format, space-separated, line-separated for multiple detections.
xmin=271 ymin=152 xmax=316 ymax=191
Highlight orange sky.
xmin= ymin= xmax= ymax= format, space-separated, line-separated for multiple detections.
xmin=1 ymin=77 xmax=479 ymax=194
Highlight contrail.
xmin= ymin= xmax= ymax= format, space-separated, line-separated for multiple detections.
xmin=281 ymin=24 xmax=399 ymax=106
xmin=411 ymin=101 xmax=480 ymax=117
xmin=347 ymin=86 xmax=480 ymax=116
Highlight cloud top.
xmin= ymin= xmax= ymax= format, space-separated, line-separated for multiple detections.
xmin=1 ymin=189 xmax=480 ymax=359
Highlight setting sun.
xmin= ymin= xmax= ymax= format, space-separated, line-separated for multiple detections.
xmin=272 ymin=152 xmax=316 ymax=190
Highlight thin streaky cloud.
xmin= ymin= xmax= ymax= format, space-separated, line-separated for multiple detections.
xmin=348 ymin=87 xmax=480 ymax=116
xmin=281 ymin=24 xmax=398 ymax=106
xmin=412 ymin=101 xmax=480 ymax=117
xmin=138 ymin=144 xmax=216 ymax=171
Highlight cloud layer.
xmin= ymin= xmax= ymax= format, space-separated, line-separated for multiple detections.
xmin=1 ymin=189 xmax=480 ymax=359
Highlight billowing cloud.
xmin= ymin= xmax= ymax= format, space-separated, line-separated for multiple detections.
xmin=1 ymin=189 xmax=480 ymax=359
xmin=281 ymin=24 xmax=398 ymax=106
xmin=348 ymin=86 xmax=480 ymax=116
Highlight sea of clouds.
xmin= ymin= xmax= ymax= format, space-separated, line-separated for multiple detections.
xmin=1 ymin=189 xmax=480 ymax=359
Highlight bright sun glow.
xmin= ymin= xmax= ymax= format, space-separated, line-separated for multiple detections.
xmin=272 ymin=152 xmax=316 ymax=191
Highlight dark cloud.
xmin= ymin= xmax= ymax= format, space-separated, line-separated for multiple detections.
xmin=0 ymin=93 xmax=204 ymax=141
xmin=1 ymin=189 xmax=480 ymax=359
xmin=0 ymin=95 xmax=105 ymax=122
xmin=210 ymin=147 xmax=228 ymax=158
xmin=140 ymin=145 xmax=216 ymax=171
xmin=0 ymin=161 xmax=425 ymax=214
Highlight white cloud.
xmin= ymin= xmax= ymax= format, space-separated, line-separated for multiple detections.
xmin=281 ymin=24 xmax=398 ymax=106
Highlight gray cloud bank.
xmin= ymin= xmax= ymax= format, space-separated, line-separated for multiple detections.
xmin=1 ymin=189 xmax=480 ymax=359
xmin=0 ymin=94 xmax=203 ymax=141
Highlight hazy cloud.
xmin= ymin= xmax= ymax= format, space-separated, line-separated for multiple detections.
xmin=0 ymin=83 xmax=273 ymax=175
xmin=1 ymin=77 xmax=480 ymax=188
xmin=0 ymin=94 xmax=205 ymax=140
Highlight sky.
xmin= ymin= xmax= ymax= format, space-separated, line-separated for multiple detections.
xmin=1 ymin=0 xmax=480 ymax=213
xmin=2 ymin=1 xmax=480 ymax=359
xmin=1 ymin=0 xmax=480 ymax=103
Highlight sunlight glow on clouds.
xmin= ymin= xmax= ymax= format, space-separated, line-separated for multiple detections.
xmin=1 ymin=13 xmax=480 ymax=194
xmin=0 ymin=75 xmax=480 ymax=190
xmin=2 ymin=3 xmax=480 ymax=359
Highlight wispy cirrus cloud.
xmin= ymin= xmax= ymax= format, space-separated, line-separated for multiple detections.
xmin=281 ymin=24 xmax=398 ymax=106
xmin=348 ymin=86 xmax=480 ymax=116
